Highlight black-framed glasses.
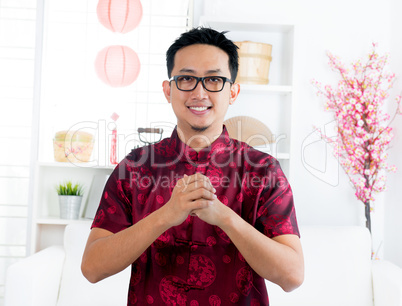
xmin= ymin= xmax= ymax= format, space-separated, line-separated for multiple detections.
xmin=169 ymin=75 xmax=233 ymax=92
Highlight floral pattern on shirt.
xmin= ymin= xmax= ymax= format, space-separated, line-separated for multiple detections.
xmin=91 ymin=126 xmax=299 ymax=305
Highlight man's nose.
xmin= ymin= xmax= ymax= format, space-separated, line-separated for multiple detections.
xmin=191 ymin=80 xmax=208 ymax=98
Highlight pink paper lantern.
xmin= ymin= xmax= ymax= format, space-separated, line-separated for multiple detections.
xmin=95 ymin=45 xmax=141 ymax=87
xmin=97 ymin=0 xmax=143 ymax=33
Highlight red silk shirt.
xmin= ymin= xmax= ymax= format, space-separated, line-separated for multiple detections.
xmin=91 ymin=126 xmax=300 ymax=306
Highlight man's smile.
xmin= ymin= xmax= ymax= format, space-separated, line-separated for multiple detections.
xmin=187 ymin=105 xmax=212 ymax=114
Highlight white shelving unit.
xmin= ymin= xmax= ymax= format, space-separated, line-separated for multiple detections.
xmin=29 ymin=162 xmax=114 ymax=253
xmin=241 ymin=84 xmax=293 ymax=94
xmin=199 ymin=16 xmax=296 ymax=178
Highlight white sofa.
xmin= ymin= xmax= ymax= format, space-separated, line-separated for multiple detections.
xmin=5 ymin=223 xmax=402 ymax=306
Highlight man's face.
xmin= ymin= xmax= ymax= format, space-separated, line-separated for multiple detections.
xmin=163 ymin=44 xmax=239 ymax=139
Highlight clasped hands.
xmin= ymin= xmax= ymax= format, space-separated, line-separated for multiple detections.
xmin=163 ymin=172 xmax=230 ymax=228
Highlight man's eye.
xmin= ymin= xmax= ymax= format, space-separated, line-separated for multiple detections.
xmin=178 ymin=76 xmax=194 ymax=82
xmin=206 ymin=77 xmax=221 ymax=83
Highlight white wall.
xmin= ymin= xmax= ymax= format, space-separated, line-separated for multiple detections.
xmin=195 ymin=0 xmax=402 ymax=267
xmin=385 ymin=0 xmax=402 ymax=268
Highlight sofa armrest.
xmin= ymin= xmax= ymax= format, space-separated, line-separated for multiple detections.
xmin=372 ymin=260 xmax=402 ymax=306
xmin=5 ymin=246 xmax=65 ymax=306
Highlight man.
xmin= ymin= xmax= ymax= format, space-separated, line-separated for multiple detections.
xmin=82 ymin=27 xmax=304 ymax=305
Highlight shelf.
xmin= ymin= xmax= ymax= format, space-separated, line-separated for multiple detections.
xmin=253 ymin=146 xmax=290 ymax=159
xmin=240 ymin=84 xmax=292 ymax=94
xmin=199 ymin=16 xmax=294 ymax=33
xmin=274 ymin=153 xmax=291 ymax=160
xmin=38 ymin=161 xmax=116 ymax=170
xmin=36 ymin=216 xmax=93 ymax=225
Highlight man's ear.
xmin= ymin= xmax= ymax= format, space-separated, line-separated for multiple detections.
xmin=162 ymin=80 xmax=171 ymax=103
xmin=229 ymin=83 xmax=240 ymax=105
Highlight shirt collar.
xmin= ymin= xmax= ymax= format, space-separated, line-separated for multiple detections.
xmin=170 ymin=125 xmax=233 ymax=164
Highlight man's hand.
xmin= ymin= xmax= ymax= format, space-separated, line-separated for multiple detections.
xmin=82 ymin=173 xmax=217 ymax=283
xmin=191 ymin=197 xmax=231 ymax=227
xmin=160 ymin=173 xmax=217 ymax=227
xmin=188 ymin=175 xmax=304 ymax=292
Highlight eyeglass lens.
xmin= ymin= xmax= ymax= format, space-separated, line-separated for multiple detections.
xmin=176 ymin=76 xmax=225 ymax=92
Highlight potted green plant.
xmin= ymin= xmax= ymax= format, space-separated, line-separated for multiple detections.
xmin=56 ymin=181 xmax=84 ymax=219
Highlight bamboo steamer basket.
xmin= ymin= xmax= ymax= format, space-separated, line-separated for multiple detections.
xmin=235 ymin=41 xmax=272 ymax=85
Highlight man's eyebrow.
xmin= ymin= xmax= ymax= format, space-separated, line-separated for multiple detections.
xmin=205 ymin=69 xmax=222 ymax=74
xmin=178 ymin=68 xmax=196 ymax=74
xmin=178 ymin=68 xmax=223 ymax=75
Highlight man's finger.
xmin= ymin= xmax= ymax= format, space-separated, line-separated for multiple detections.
xmin=178 ymin=173 xmax=214 ymax=192
xmin=187 ymin=179 xmax=216 ymax=194
xmin=190 ymin=173 xmax=214 ymax=188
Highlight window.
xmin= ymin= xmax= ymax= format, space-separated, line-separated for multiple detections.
xmin=0 ymin=0 xmax=192 ymax=303
xmin=0 ymin=0 xmax=37 ymax=303
xmin=39 ymin=0 xmax=193 ymax=163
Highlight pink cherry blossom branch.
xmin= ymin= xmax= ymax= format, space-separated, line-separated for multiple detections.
xmin=312 ymin=44 xmax=401 ymax=211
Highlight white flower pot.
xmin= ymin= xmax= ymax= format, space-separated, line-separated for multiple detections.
xmin=58 ymin=195 xmax=83 ymax=219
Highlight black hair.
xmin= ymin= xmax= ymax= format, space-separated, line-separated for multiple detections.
xmin=166 ymin=27 xmax=239 ymax=82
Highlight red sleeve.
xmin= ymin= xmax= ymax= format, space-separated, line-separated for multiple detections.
xmin=91 ymin=160 xmax=133 ymax=234
xmin=255 ymin=161 xmax=300 ymax=238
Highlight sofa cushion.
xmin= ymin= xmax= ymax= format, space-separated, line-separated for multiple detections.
xmin=266 ymin=226 xmax=374 ymax=306
xmin=57 ymin=222 xmax=131 ymax=306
